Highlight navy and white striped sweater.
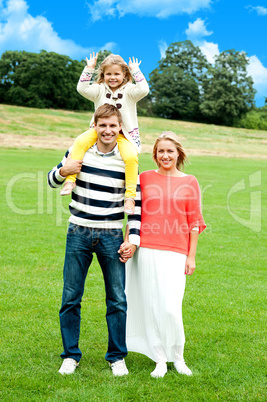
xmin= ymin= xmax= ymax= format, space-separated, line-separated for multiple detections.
xmin=47 ymin=146 xmax=141 ymax=245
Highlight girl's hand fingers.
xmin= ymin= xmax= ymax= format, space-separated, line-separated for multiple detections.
xmin=128 ymin=57 xmax=142 ymax=68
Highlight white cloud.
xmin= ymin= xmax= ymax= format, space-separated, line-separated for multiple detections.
xmin=184 ymin=18 xmax=219 ymax=63
xmin=199 ymin=41 xmax=219 ymax=63
xmin=100 ymin=42 xmax=118 ymax=52
xmin=247 ymin=56 xmax=267 ymax=84
xmin=158 ymin=40 xmax=168 ymax=59
xmin=247 ymin=55 xmax=267 ymax=101
xmin=0 ymin=0 xmax=117 ymax=59
xmin=88 ymin=0 xmax=212 ymax=21
xmin=185 ymin=18 xmax=213 ymax=39
xmin=157 ymin=19 xmax=219 ymax=65
xmin=247 ymin=5 xmax=267 ymax=16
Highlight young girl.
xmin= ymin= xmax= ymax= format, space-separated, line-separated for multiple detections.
xmin=60 ymin=53 xmax=149 ymax=214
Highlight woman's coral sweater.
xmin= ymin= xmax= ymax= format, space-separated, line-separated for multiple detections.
xmin=139 ymin=170 xmax=206 ymax=255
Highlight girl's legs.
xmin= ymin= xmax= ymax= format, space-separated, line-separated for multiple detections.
xmin=117 ymin=135 xmax=138 ymax=214
xmin=60 ymin=129 xmax=98 ymax=195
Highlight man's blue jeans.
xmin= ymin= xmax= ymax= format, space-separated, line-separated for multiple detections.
xmin=59 ymin=223 xmax=127 ymax=363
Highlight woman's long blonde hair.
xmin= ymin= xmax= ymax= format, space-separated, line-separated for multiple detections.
xmin=96 ymin=54 xmax=132 ymax=85
xmin=152 ymin=131 xmax=189 ymax=170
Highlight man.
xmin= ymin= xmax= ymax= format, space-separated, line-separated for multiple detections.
xmin=47 ymin=104 xmax=140 ymax=376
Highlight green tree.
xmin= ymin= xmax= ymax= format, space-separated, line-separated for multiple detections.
xmin=95 ymin=49 xmax=112 ymax=68
xmin=149 ymin=40 xmax=210 ymax=120
xmin=200 ymin=49 xmax=256 ymax=125
xmin=0 ymin=50 xmax=94 ymax=110
xmin=0 ymin=50 xmax=24 ymax=104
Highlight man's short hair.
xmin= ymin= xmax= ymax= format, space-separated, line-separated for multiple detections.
xmin=94 ymin=104 xmax=122 ymax=125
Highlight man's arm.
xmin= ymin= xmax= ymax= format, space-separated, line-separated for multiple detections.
xmin=47 ymin=149 xmax=83 ymax=188
xmin=127 ymin=178 xmax=141 ymax=247
xmin=118 ymin=176 xmax=141 ymax=262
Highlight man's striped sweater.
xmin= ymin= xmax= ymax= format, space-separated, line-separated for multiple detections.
xmin=47 ymin=145 xmax=141 ymax=246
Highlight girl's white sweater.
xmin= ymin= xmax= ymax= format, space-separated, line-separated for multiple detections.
xmin=77 ymin=66 xmax=150 ymax=152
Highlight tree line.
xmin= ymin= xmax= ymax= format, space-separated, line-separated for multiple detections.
xmin=0 ymin=42 xmax=261 ymax=127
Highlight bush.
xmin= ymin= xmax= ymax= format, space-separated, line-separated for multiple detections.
xmin=234 ymin=106 xmax=267 ymax=130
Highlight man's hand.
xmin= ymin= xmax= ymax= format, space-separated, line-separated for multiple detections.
xmin=86 ymin=52 xmax=99 ymax=69
xmin=118 ymin=242 xmax=137 ymax=263
xmin=59 ymin=154 xmax=83 ymax=177
xmin=128 ymin=57 xmax=142 ymax=70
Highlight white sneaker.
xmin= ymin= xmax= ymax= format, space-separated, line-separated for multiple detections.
xmin=109 ymin=359 xmax=129 ymax=376
xmin=150 ymin=362 xmax=167 ymax=378
xmin=174 ymin=361 xmax=192 ymax=376
xmin=58 ymin=358 xmax=79 ymax=375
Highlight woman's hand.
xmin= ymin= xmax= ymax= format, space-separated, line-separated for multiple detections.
xmin=118 ymin=242 xmax=137 ymax=263
xmin=128 ymin=57 xmax=142 ymax=70
xmin=185 ymin=256 xmax=196 ymax=275
xmin=86 ymin=52 xmax=99 ymax=69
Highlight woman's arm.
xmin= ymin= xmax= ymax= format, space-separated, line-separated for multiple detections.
xmin=185 ymin=229 xmax=199 ymax=275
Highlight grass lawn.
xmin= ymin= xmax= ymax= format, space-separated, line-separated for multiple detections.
xmin=0 ymin=148 xmax=266 ymax=401
xmin=1 ymin=103 xmax=267 ymax=158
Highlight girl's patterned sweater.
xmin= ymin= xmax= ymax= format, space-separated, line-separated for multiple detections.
xmin=77 ymin=66 xmax=150 ymax=153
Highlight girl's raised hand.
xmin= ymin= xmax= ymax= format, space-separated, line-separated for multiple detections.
xmin=128 ymin=57 xmax=142 ymax=70
xmin=86 ymin=52 xmax=99 ymax=69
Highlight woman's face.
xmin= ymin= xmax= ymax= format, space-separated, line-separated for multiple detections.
xmin=156 ymin=140 xmax=179 ymax=171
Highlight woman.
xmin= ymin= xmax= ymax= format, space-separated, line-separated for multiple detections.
xmin=121 ymin=132 xmax=206 ymax=378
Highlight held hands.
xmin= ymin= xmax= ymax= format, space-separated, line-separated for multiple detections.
xmin=128 ymin=57 xmax=142 ymax=70
xmin=185 ymin=256 xmax=196 ymax=275
xmin=60 ymin=153 xmax=83 ymax=177
xmin=86 ymin=52 xmax=99 ymax=69
xmin=118 ymin=241 xmax=137 ymax=263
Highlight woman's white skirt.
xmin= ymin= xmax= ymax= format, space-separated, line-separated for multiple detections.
xmin=126 ymin=247 xmax=187 ymax=363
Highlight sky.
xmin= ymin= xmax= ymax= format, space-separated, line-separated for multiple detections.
xmin=0 ymin=0 xmax=267 ymax=106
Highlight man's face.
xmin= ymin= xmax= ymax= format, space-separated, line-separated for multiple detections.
xmin=95 ymin=115 xmax=121 ymax=151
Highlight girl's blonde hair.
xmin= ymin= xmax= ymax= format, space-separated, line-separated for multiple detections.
xmin=152 ymin=131 xmax=189 ymax=170
xmin=96 ymin=54 xmax=132 ymax=85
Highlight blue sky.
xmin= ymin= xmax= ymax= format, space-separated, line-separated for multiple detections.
xmin=1 ymin=0 xmax=267 ymax=106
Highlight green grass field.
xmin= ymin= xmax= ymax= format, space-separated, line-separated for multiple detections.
xmin=1 ymin=145 xmax=266 ymax=401
xmin=1 ymin=103 xmax=267 ymax=158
